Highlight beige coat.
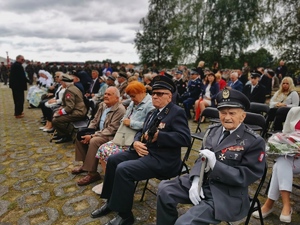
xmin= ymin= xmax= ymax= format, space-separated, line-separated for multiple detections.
xmin=89 ymin=101 xmax=126 ymax=140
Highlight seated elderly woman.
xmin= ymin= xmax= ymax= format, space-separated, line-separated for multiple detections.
xmin=39 ymin=72 xmax=66 ymax=132
xmin=92 ymin=81 xmax=154 ymax=194
xmin=253 ymin=107 xmax=300 ymax=223
xmin=267 ymin=77 xmax=299 ymax=131
xmin=27 ymin=70 xmax=53 ymax=108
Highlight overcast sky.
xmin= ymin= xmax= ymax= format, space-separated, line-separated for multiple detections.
xmin=0 ymin=0 xmax=149 ymax=63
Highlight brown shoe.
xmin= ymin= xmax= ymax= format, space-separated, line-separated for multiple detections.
xmin=77 ymin=173 xmax=101 ymax=186
xmin=15 ymin=115 xmax=24 ymax=118
xmin=71 ymin=166 xmax=86 ymax=175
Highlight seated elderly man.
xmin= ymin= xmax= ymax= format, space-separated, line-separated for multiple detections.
xmin=156 ymin=88 xmax=266 ymax=225
xmin=90 ymin=76 xmax=191 ymax=225
xmin=52 ymin=74 xmax=87 ymax=144
xmin=226 ymin=71 xmax=244 ymax=92
xmin=71 ymin=86 xmax=126 ymax=186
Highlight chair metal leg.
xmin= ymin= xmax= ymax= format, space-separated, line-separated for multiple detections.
xmin=140 ymin=179 xmax=149 ymax=202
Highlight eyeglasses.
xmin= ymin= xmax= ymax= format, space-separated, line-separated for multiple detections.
xmin=152 ymin=91 xmax=170 ymax=97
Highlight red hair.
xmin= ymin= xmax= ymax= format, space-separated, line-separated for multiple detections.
xmin=125 ymin=81 xmax=146 ymax=95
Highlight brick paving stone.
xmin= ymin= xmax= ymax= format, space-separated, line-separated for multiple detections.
xmin=0 ymin=200 xmax=10 ymax=217
xmin=46 ymin=171 xmax=75 ymax=183
xmin=17 ymin=207 xmax=59 ymax=225
xmin=0 ymin=155 xmax=7 ymax=162
xmin=53 ymin=181 xmax=86 ymax=197
xmin=36 ymin=146 xmax=58 ymax=154
xmin=62 ymin=195 xmax=99 ymax=217
xmin=0 ymin=174 xmax=6 ymax=182
xmin=13 ymin=177 xmax=44 ymax=191
xmin=16 ymin=190 xmax=50 ymax=209
xmin=9 ymin=150 xmax=34 ymax=159
xmin=10 ymin=167 xmax=40 ymax=178
xmin=10 ymin=158 xmax=36 ymax=169
xmin=36 ymin=153 xmax=64 ymax=164
xmin=0 ymin=186 xmax=8 ymax=197
xmin=42 ymin=162 xmax=69 ymax=172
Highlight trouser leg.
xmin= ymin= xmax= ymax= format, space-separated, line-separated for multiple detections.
xmin=82 ymin=136 xmax=107 ymax=172
xmin=12 ymin=89 xmax=24 ymax=116
xmin=157 ymin=177 xmax=191 ymax=225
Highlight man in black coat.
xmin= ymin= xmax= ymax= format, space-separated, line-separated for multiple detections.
xmin=243 ymin=72 xmax=266 ymax=103
xmin=9 ymin=55 xmax=28 ymax=118
xmin=90 ymin=76 xmax=191 ymax=225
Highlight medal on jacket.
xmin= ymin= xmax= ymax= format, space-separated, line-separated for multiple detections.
xmin=219 ymin=148 xmax=227 ymax=161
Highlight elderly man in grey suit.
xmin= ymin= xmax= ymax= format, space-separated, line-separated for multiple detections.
xmin=156 ymin=88 xmax=266 ymax=225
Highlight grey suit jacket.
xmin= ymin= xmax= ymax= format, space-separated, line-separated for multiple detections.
xmin=187 ymin=123 xmax=266 ymax=221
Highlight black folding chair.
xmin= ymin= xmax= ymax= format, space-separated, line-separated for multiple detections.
xmin=190 ymin=107 xmax=220 ymax=150
xmin=244 ymin=112 xmax=266 ymax=135
xmin=228 ymin=162 xmax=268 ymax=225
xmin=137 ymin=145 xmax=192 ymax=202
xmin=262 ymin=107 xmax=290 ymax=138
xmin=70 ymin=102 xmax=96 ymax=142
xmin=248 ymin=102 xmax=270 ymax=118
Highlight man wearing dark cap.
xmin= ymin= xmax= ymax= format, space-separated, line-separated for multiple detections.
xmin=52 ymin=74 xmax=87 ymax=143
xmin=106 ymin=76 xmax=116 ymax=87
xmin=181 ymin=69 xmax=202 ymax=119
xmin=243 ymin=72 xmax=266 ymax=103
xmin=117 ymin=71 xmax=128 ymax=100
xmin=174 ymin=70 xmax=187 ymax=97
xmin=91 ymin=76 xmax=191 ymax=225
xmin=157 ymin=88 xmax=266 ymax=225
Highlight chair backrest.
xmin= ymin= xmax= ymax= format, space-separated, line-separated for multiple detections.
xmin=248 ymin=102 xmax=270 ymax=118
xmin=195 ymin=107 xmax=220 ymax=133
xmin=244 ymin=112 xmax=266 ymax=134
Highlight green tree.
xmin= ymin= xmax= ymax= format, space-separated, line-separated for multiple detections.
xmin=177 ymin=0 xmax=261 ymax=66
xmin=264 ymin=0 xmax=300 ymax=65
xmin=134 ymin=0 xmax=181 ymax=68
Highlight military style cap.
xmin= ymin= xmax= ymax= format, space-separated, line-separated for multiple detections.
xmin=61 ymin=74 xmax=74 ymax=82
xmin=216 ymin=88 xmax=250 ymax=110
xmin=152 ymin=75 xmax=176 ymax=93
xmin=164 ymin=72 xmax=173 ymax=80
xmin=107 ymin=76 xmax=116 ymax=81
xmin=250 ymin=72 xmax=261 ymax=78
xmin=118 ymin=71 xmax=127 ymax=79
xmin=176 ymin=70 xmax=183 ymax=75
xmin=190 ymin=69 xmax=199 ymax=75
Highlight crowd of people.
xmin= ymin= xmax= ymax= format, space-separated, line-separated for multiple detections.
xmin=5 ymin=55 xmax=300 ymax=224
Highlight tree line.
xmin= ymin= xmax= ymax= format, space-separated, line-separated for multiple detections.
xmin=134 ymin=0 xmax=299 ymax=75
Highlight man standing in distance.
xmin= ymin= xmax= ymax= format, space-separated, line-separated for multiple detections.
xmin=9 ymin=55 xmax=28 ymax=118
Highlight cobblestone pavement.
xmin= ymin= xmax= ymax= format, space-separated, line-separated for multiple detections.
xmin=0 ymin=83 xmax=299 ymax=224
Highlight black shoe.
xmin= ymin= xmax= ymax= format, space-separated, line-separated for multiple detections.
xmin=104 ymin=214 xmax=134 ymax=225
xmin=46 ymin=128 xmax=55 ymax=133
xmin=52 ymin=135 xmax=63 ymax=140
xmin=55 ymin=137 xmax=72 ymax=144
xmin=91 ymin=203 xmax=112 ymax=218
